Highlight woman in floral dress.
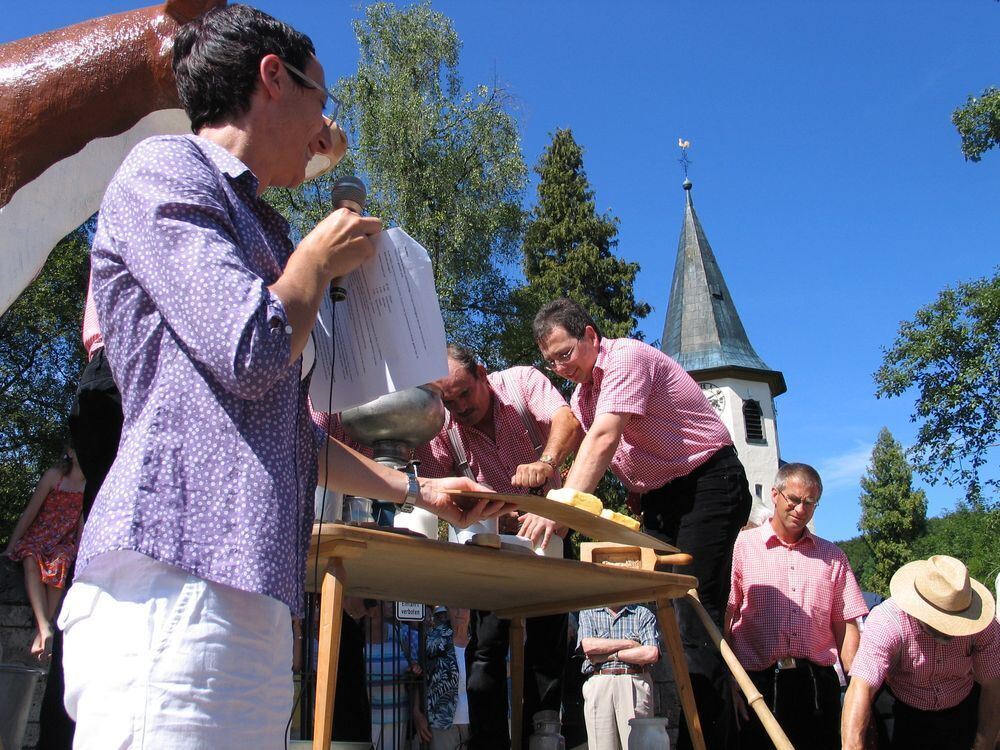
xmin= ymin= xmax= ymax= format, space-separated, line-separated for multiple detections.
xmin=4 ymin=449 xmax=85 ymax=659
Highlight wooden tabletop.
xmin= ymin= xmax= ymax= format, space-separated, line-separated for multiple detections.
xmin=308 ymin=523 xmax=698 ymax=619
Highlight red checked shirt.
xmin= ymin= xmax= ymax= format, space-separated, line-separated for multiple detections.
xmin=571 ymin=338 xmax=732 ymax=493
xmin=414 ymin=366 xmax=569 ymax=493
xmin=849 ymin=599 xmax=1000 ymax=711
xmin=727 ymin=523 xmax=868 ymax=672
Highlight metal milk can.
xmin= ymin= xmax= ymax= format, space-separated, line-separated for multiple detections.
xmin=528 ymin=709 xmax=565 ymax=750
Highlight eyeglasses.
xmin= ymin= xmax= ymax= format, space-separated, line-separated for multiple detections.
xmin=776 ymin=488 xmax=819 ymax=509
xmin=544 ymin=340 xmax=579 ymax=371
xmin=281 ymin=60 xmax=341 ymax=122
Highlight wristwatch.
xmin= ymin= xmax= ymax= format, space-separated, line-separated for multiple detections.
xmin=539 ymin=454 xmax=557 ymax=468
xmin=398 ymin=474 xmax=420 ymax=514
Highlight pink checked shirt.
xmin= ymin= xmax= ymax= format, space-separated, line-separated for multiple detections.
xmin=414 ymin=366 xmax=569 ymax=493
xmin=727 ymin=523 xmax=868 ymax=672
xmin=571 ymin=338 xmax=731 ymax=493
xmin=850 ymin=599 xmax=1000 ymax=711
xmin=82 ymin=278 xmax=104 ymax=359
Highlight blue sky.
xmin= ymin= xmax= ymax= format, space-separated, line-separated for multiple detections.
xmin=6 ymin=2 xmax=998 ymax=542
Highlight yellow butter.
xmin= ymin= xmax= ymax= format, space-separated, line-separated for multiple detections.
xmin=600 ymin=508 xmax=641 ymax=531
xmin=546 ymin=487 xmax=604 ymax=515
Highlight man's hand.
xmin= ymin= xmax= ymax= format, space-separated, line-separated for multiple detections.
xmin=417 ymin=476 xmax=517 ymax=528
xmin=517 ymin=513 xmax=567 ymax=552
xmin=413 ymin=708 xmax=432 ymax=743
xmin=511 ymin=460 xmax=554 ymax=490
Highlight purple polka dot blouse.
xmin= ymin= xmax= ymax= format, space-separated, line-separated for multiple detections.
xmin=82 ymin=135 xmax=324 ymax=615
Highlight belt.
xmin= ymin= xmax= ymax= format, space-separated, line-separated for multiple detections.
xmin=594 ymin=666 xmax=646 ymax=676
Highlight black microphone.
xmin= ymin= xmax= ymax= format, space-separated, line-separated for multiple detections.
xmin=329 ymin=176 xmax=368 ymax=302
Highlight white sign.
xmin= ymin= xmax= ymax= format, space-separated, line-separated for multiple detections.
xmin=306 ymin=227 xmax=449 ymax=414
xmin=395 ymin=601 xmax=426 ymax=622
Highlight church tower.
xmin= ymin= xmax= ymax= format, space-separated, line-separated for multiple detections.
xmin=662 ymin=179 xmax=786 ymax=524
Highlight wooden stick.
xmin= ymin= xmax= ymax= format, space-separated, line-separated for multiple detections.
xmin=656 ymin=596 xmax=707 ymax=750
xmin=313 ymin=559 xmax=347 ymax=750
xmin=683 ymin=590 xmax=794 ymax=750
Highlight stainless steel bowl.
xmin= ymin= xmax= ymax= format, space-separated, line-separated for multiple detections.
xmin=339 ymin=385 xmax=445 ymax=448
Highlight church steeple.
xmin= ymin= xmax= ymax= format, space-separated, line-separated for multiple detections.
xmin=661 ymin=180 xmax=786 ymax=397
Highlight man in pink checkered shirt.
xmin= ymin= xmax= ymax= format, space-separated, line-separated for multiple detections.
xmin=414 ymin=343 xmax=585 ymax=748
xmin=842 ymin=554 xmax=1000 ymax=750
xmin=725 ymin=463 xmax=867 ymax=749
xmin=533 ymin=298 xmax=752 ymax=750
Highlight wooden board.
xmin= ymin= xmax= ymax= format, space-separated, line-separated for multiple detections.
xmin=308 ymin=524 xmax=696 ymax=618
xmin=443 ymin=489 xmax=678 ymax=553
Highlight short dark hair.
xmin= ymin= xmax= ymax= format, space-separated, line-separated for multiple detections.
xmin=774 ymin=462 xmax=823 ymax=498
xmin=446 ymin=343 xmax=480 ymax=378
xmin=173 ymin=4 xmax=316 ymax=132
xmin=533 ymin=298 xmax=601 ymax=342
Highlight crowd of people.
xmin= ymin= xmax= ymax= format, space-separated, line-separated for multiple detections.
xmin=3 ymin=4 xmax=998 ymax=750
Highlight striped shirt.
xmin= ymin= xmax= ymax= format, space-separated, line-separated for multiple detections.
xmin=571 ymin=338 xmax=731 ymax=493
xmin=577 ymin=604 xmax=660 ymax=674
xmin=728 ymin=523 xmax=868 ymax=671
xmin=850 ymin=599 xmax=1000 ymax=711
xmin=414 ymin=366 xmax=568 ymax=493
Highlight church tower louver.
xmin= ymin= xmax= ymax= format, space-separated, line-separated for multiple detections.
xmin=662 ymin=179 xmax=786 ymax=525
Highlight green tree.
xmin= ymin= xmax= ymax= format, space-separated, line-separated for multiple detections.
xmin=0 ymin=224 xmax=90 ymax=546
xmin=500 ymin=128 xmax=650 ymax=365
xmin=272 ymin=2 xmax=526 ymax=359
xmin=857 ymin=428 xmax=928 ymax=595
xmin=911 ymin=505 xmax=1000 ymax=586
xmin=953 ymin=87 xmax=1000 ymax=162
xmin=874 ymin=270 xmax=1000 ymax=501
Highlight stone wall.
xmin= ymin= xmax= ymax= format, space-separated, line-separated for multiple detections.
xmin=0 ymin=558 xmax=45 ymax=749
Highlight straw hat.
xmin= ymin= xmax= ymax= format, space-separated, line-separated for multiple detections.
xmin=890 ymin=555 xmax=996 ymax=637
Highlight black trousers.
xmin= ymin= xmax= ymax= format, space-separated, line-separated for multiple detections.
xmin=890 ymin=683 xmax=979 ymax=750
xmin=741 ymin=663 xmax=841 ymax=750
xmin=37 ymin=349 xmax=124 ymax=750
xmin=466 ymin=609 xmax=569 ymax=749
xmin=640 ymin=446 xmax=751 ymax=750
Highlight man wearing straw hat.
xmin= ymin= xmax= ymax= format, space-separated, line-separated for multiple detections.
xmin=725 ymin=463 xmax=868 ymax=749
xmin=842 ymin=555 xmax=1000 ymax=750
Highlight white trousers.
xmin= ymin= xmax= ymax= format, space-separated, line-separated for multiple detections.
xmin=59 ymin=551 xmax=293 ymax=749
xmin=581 ymin=672 xmax=654 ymax=750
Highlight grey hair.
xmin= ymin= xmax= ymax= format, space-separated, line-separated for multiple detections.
xmin=774 ymin=462 xmax=823 ymax=497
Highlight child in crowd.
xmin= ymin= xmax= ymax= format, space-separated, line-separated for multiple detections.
xmin=4 ymin=448 xmax=85 ymax=660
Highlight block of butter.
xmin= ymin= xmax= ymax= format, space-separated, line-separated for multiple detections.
xmin=546 ymin=487 xmax=604 ymax=515
xmin=600 ymin=508 xmax=641 ymax=531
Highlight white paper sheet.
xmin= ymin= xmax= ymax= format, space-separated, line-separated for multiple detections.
xmin=306 ymin=227 xmax=448 ymax=414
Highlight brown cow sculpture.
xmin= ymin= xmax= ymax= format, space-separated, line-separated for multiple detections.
xmin=0 ymin=0 xmax=344 ymax=315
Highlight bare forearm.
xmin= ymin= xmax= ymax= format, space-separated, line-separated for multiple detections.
xmin=835 ymin=620 xmax=861 ymax=674
xmin=972 ymin=679 xmax=1000 ymax=750
xmin=565 ymin=422 xmax=622 ymax=493
xmin=316 ymin=437 xmax=407 ymax=503
xmin=841 ymin=679 xmax=875 ymax=750
xmin=542 ymin=407 xmax=583 ymax=465
xmin=618 ymin=645 xmax=659 ymax=666
xmin=581 ymin=637 xmax=641 ymax=657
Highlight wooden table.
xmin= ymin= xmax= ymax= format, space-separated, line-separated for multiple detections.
xmin=307 ymin=523 xmax=705 ymax=750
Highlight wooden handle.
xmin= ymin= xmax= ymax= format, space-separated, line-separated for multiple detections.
xmin=684 ymin=590 xmax=795 ymax=750
xmin=655 ymin=553 xmax=694 ymax=567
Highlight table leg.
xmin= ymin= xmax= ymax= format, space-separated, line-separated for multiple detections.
xmin=656 ymin=596 xmax=706 ymax=750
xmin=510 ymin=616 xmax=526 ymax=750
xmin=313 ymin=559 xmax=346 ymax=750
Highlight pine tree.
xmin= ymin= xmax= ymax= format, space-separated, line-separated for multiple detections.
xmin=500 ymin=128 xmax=650 ymax=365
xmin=858 ymin=427 xmax=928 ymax=595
